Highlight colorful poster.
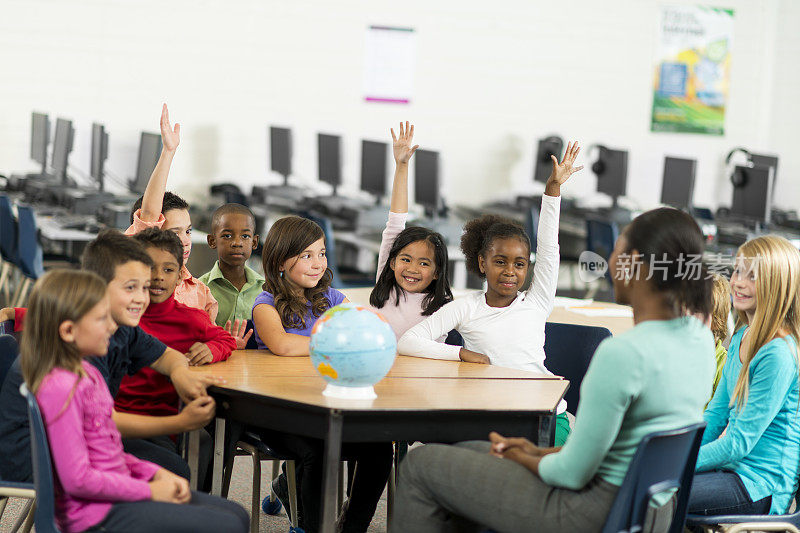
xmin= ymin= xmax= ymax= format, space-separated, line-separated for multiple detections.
xmin=651 ymin=5 xmax=734 ymax=135
xmin=363 ymin=26 xmax=415 ymax=104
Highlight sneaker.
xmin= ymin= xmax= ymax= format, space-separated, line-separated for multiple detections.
xmin=262 ymin=474 xmax=288 ymax=516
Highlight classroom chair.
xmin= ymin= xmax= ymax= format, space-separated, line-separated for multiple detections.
xmin=585 ymin=216 xmax=619 ymax=301
xmin=0 ymin=335 xmax=36 ymax=533
xmin=0 ymin=194 xmax=20 ymax=304
xmin=19 ymin=383 xmax=60 ymax=533
xmin=221 ymin=430 xmax=300 ymax=533
xmin=543 ymin=322 xmax=612 ymax=415
xmin=601 ymin=422 xmax=706 ymax=533
xmin=297 ymin=211 xmax=374 ymax=289
xmin=244 ymin=319 xmax=259 ymax=350
xmin=685 ymin=487 xmax=800 ymax=532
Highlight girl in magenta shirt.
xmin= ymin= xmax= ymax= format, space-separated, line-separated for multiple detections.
xmin=20 ymin=269 xmax=247 ymax=533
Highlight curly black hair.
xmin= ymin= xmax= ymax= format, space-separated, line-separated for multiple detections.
xmin=460 ymin=215 xmax=530 ymax=278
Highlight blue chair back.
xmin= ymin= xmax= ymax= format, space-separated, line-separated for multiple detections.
xmin=0 ymin=333 xmax=19 ymax=390
xmin=20 ymin=383 xmax=60 ymax=533
xmin=543 ymin=322 xmax=611 ymax=415
xmin=586 ymin=217 xmax=619 ymax=284
xmin=602 ymin=422 xmax=706 ymax=533
xmin=297 ymin=211 xmax=344 ymax=288
xmin=244 ymin=319 xmax=259 ymax=350
xmin=0 ymin=194 xmax=19 ymax=264
xmin=16 ymin=205 xmax=44 ymax=280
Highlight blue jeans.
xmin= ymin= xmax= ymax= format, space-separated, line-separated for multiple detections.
xmin=688 ymin=471 xmax=771 ymax=516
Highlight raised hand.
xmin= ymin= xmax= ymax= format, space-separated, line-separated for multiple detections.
xmin=391 ymin=121 xmax=419 ymax=165
xmin=545 ymin=141 xmax=583 ymax=194
xmin=160 ymin=103 xmax=181 ymax=152
xmin=225 ymin=319 xmax=254 ymax=350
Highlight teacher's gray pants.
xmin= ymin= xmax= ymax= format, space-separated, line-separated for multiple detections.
xmin=390 ymin=441 xmax=675 ymax=533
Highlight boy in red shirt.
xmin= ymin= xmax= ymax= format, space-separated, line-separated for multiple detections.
xmin=116 ymin=228 xmax=236 ymax=418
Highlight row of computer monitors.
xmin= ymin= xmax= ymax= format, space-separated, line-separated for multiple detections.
xmin=27 ymin=111 xmax=780 ymax=222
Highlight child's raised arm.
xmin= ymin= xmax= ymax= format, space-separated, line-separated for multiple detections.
xmin=388 ymin=121 xmax=419 ymax=214
xmin=140 ymin=104 xmax=181 ymax=223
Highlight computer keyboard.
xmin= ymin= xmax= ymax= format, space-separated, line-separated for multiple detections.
xmin=53 ymin=214 xmax=95 ymax=230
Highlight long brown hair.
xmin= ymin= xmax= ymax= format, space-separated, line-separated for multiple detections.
xmin=731 ymin=235 xmax=800 ymax=409
xmin=710 ymin=273 xmax=731 ymax=344
xmin=261 ymin=216 xmax=334 ymax=329
xmin=20 ymin=269 xmax=108 ymax=393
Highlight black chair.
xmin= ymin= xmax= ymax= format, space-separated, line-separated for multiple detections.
xmin=543 ymin=322 xmax=612 ymax=415
xmin=0 ymin=194 xmax=19 ymax=303
xmin=20 ymin=383 xmax=60 ymax=533
xmin=602 ymin=422 xmax=706 ymax=533
xmin=244 ymin=319 xmax=259 ymax=350
xmin=685 ymin=488 xmax=800 ymax=532
xmin=297 ymin=211 xmax=374 ymax=289
xmin=585 ymin=216 xmax=619 ymax=301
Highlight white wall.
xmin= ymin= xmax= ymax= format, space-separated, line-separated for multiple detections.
xmin=1 ymin=0 xmax=798 ymax=212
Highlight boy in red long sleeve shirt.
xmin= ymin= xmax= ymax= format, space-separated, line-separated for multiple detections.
xmin=116 ymin=228 xmax=236 ymax=418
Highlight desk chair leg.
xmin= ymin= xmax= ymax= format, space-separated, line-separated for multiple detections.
xmin=220 ymin=447 xmax=236 ymax=499
xmin=187 ymin=430 xmax=201 ymax=490
xmin=11 ymin=278 xmax=31 ymax=308
xmin=320 ymin=411 xmax=343 ymax=533
xmin=212 ymin=418 xmax=226 ymax=496
xmin=0 ymin=262 xmax=11 ymax=305
xmin=286 ymin=460 xmax=298 ymax=527
xmin=249 ymin=450 xmax=261 ymax=533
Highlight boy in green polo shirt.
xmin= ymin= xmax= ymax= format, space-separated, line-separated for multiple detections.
xmin=199 ymin=204 xmax=264 ymax=346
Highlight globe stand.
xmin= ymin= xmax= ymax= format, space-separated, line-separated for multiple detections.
xmin=322 ymin=383 xmax=377 ymax=400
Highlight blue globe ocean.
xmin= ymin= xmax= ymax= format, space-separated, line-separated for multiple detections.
xmin=309 ymin=303 xmax=397 ymax=396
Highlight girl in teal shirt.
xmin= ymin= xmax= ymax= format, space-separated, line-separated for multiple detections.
xmin=690 ymin=235 xmax=800 ymax=516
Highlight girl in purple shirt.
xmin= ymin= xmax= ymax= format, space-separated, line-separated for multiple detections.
xmin=20 ymin=269 xmax=247 ymax=533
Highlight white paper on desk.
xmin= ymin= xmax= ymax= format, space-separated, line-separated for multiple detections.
xmin=567 ymin=306 xmax=634 ymax=318
xmin=553 ymin=296 xmax=594 ymax=307
xmin=363 ymin=25 xmax=415 ymax=104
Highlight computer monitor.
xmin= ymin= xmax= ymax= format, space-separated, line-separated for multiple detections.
xmin=90 ymin=123 xmax=109 ymax=191
xmin=360 ymin=140 xmax=388 ymax=202
xmin=660 ymin=156 xmax=696 ymax=210
xmin=749 ymin=153 xmax=778 ymax=193
xmin=30 ymin=112 xmax=49 ymax=174
xmin=51 ymin=118 xmax=74 ymax=185
xmin=414 ymin=149 xmax=440 ymax=217
xmin=593 ymin=146 xmax=628 ymax=205
xmin=318 ymin=133 xmax=342 ymax=195
xmin=130 ymin=132 xmax=162 ymax=194
xmin=534 ymin=136 xmax=564 ymax=183
xmin=270 ymin=126 xmax=292 ymax=182
xmin=730 ymin=165 xmax=774 ymax=225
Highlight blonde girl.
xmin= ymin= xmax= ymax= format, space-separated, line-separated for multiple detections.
xmin=689 ymin=236 xmax=800 ymax=516
xmin=21 ymin=269 xmax=247 ymax=533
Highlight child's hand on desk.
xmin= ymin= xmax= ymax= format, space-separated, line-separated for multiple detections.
xmin=545 ymin=140 xmax=583 ymax=197
xmin=459 ymin=348 xmax=490 ymax=364
xmin=150 ymin=469 xmax=191 ymax=503
xmin=160 ymin=103 xmax=181 ymax=152
xmin=186 ymin=343 xmax=214 ymax=366
xmin=224 ymin=319 xmax=253 ymax=350
xmin=0 ymin=307 xmax=13 ymax=322
xmin=391 ymin=121 xmax=419 ymax=164
xmin=178 ymin=396 xmax=216 ymax=431
xmin=170 ymin=366 xmax=224 ymax=403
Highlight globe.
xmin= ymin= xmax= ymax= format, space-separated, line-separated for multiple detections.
xmin=309 ymin=303 xmax=397 ymax=399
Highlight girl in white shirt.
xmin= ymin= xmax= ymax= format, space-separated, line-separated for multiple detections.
xmin=368 ymin=122 xmax=454 ymax=340
xmin=398 ymin=141 xmax=584 ymax=444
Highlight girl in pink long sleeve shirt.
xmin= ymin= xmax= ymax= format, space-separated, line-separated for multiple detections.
xmin=21 ymin=269 xmax=247 ymax=533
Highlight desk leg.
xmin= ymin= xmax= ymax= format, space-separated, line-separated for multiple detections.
xmin=211 ymin=417 xmax=226 ymax=496
xmin=188 ymin=430 xmax=200 ymax=490
xmin=321 ymin=410 xmax=343 ymax=533
xmin=537 ymin=414 xmax=555 ymax=447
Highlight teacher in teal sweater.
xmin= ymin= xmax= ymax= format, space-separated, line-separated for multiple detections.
xmin=390 ymin=207 xmax=716 ymax=533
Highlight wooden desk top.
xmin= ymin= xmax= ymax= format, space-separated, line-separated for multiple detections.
xmin=203 ymin=351 xmax=559 ymax=380
xmin=340 ymin=287 xmax=634 ymax=336
xmin=191 ymin=371 xmax=568 ymax=412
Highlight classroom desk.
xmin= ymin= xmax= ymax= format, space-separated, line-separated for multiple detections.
xmin=189 ymin=354 xmax=568 ymax=533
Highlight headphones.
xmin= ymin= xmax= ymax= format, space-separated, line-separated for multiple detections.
xmin=587 ymin=144 xmax=608 ymax=175
xmin=725 ymin=147 xmax=752 ymax=187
